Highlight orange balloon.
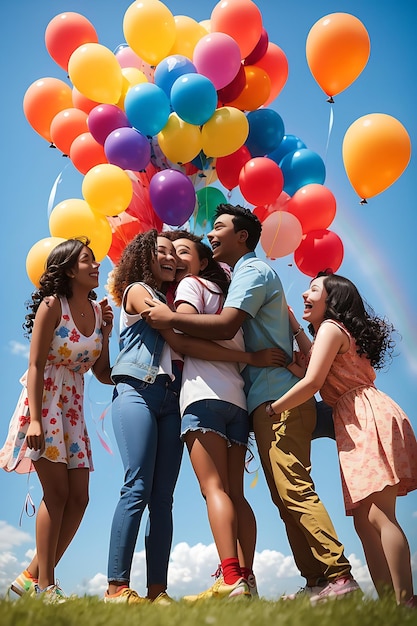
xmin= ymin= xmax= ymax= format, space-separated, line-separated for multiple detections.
xmin=306 ymin=13 xmax=370 ymax=98
xmin=45 ymin=12 xmax=98 ymax=71
xmin=70 ymin=132 xmax=108 ymax=174
xmin=23 ymin=77 xmax=73 ymax=142
xmin=50 ymin=108 xmax=89 ymax=154
xmin=26 ymin=237 xmax=66 ymax=287
xmin=210 ymin=0 xmax=263 ymax=59
xmin=228 ymin=65 xmax=271 ymax=111
xmin=72 ymin=86 xmax=100 ymax=114
xmin=254 ymin=42 xmax=288 ymax=105
xmin=342 ymin=113 xmax=411 ymax=201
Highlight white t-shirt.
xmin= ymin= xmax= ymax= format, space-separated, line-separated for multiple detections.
xmin=174 ymin=276 xmax=247 ymax=415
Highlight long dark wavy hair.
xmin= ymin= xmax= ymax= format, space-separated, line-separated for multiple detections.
xmin=316 ymin=272 xmax=395 ymax=369
xmin=24 ymin=238 xmax=96 ymax=337
xmin=164 ymin=230 xmax=230 ymax=296
xmin=107 ymin=230 xmax=160 ymax=307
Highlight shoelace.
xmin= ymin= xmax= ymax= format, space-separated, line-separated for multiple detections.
xmin=211 ymin=564 xmax=222 ymax=580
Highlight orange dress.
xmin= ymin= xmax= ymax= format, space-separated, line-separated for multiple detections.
xmin=319 ymin=320 xmax=417 ymax=515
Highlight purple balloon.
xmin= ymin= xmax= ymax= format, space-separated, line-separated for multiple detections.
xmin=150 ymin=169 xmax=196 ymax=226
xmin=104 ymin=127 xmax=151 ymax=171
xmin=87 ymin=104 xmax=131 ymax=145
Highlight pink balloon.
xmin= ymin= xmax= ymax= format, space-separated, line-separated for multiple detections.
xmin=88 ymin=104 xmax=131 ymax=145
xmin=193 ymin=33 xmax=242 ymax=90
xmin=115 ymin=45 xmax=143 ymax=69
xmin=261 ymin=211 xmax=303 ymax=259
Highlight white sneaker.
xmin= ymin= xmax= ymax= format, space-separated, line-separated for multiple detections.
xmin=282 ymin=583 xmax=326 ymax=600
xmin=246 ymin=573 xmax=259 ymax=598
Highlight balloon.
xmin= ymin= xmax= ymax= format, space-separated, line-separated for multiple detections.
xmin=23 ymin=77 xmax=73 ymax=142
xmin=88 ymin=104 xmax=131 ymax=145
xmin=246 ymin=109 xmax=285 ymax=157
xmin=70 ymin=132 xmax=108 ymax=174
xmin=254 ymin=42 xmax=288 ymax=105
xmin=124 ymin=83 xmax=170 ymax=137
xmin=104 ymin=127 xmax=151 ymax=171
xmin=72 ymin=86 xmax=99 ymax=114
xmin=154 ymin=55 xmax=197 ymax=97
xmin=210 ymin=0 xmax=263 ymax=59
xmin=123 ymin=0 xmax=176 ymax=66
xmin=49 ymin=198 xmax=112 ymax=261
xmin=342 ymin=113 xmax=411 ymax=201
xmin=171 ymin=73 xmax=217 ymax=125
xmin=217 ymin=64 xmax=246 ymax=105
xmin=117 ymin=67 xmax=148 ymax=109
xmin=306 ymin=13 xmax=370 ymax=99
xmin=268 ymin=134 xmax=306 ymax=166
xmin=68 ymin=43 xmax=123 ymax=104
xmin=195 ymin=186 xmax=227 ymax=226
xmin=260 ymin=211 xmax=303 ymax=259
xmin=239 ymin=157 xmax=284 ymax=206
xmin=106 ymin=211 xmax=144 ymax=265
xmin=215 ymin=145 xmax=251 ymax=190
xmin=201 ymin=106 xmax=249 ymax=158
xmin=286 ymin=184 xmax=336 ymax=234
xmin=50 ymin=108 xmax=88 ymax=154
xmin=149 ymin=169 xmax=196 ymax=226
xmin=125 ymin=166 xmax=164 ymax=231
xmin=82 ymin=164 xmax=133 ymax=216
xmin=193 ymin=32 xmax=242 ymax=91
xmin=244 ymin=28 xmax=269 ymax=65
xmin=280 ymin=149 xmax=326 ymax=196
xmin=169 ymin=15 xmax=207 ymax=58
xmin=157 ymin=113 xmax=202 ymax=164
xmin=294 ymin=229 xmax=344 ymax=277
xmin=26 ymin=237 xmax=66 ymax=287
xmin=45 ymin=12 xmax=98 ymax=71
xmin=115 ymin=44 xmax=143 ymax=69
xmin=227 ymin=65 xmax=271 ymax=111
xmin=254 ymin=191 xmax=291 ymax=222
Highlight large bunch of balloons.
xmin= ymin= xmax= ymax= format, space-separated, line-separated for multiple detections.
xmin=23 ymin=1 xmax=411 ymax=285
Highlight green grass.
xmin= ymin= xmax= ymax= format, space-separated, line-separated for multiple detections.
xmin=0 ymin=594 xmax=415 ymax=626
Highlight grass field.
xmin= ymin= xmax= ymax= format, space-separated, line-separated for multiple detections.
xmin=1 ymin=593 xmax=415 ymax=626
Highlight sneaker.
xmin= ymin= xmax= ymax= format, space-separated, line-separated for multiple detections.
xmin=152 ymin=591 xmax=175 ymax=605
xmin=104 ymin=587 xmax=148 ymax=604
xmin=310 ymin=576 xmax=361 ymax=605
xmin=35 ymin=583 xmax=67 ymax=604
xmin=246 ymin=573 xmax=259 ymax=598
xmin=404 ymin=595 xmax=417 ymax=609
xmin=282 ymin=581 xmax=327 ymax=600
xmin=183 ymin=577 xmax=251 ymax=602
xmin=9 ymin=569 xmax=38 ymax=597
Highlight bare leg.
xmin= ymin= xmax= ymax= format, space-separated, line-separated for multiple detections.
xmin=228 ymin=443 xmax=256 ymax=570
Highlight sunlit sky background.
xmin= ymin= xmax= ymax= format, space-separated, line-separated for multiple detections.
xmin=0 ymin=0 xmax=416 ymax=600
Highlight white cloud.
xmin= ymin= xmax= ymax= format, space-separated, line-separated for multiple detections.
xmin=0 ymin=521 xmax=33 ymax=594
xmin=8 ymin=341 xmax=29 ymax=360
xmin=0 ymin=520 xmax=32 ymax=551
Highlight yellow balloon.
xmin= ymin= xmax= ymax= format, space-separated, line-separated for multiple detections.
xmin=157 ymin=113 xmax=202 ymax=164
xmin=82 ymin=164 xmax=133 ymax=216
xmin=199 ymin=19 xmax=211 ymax=34
xmin=123 ymin=0 xmax=176 ymax=66
xmin=169 ymin=15 xmax=207 ymax=58
xmin=117 ymin=67 xmax=148 ymax=108
xmin=68 ymin=43 xmax=123 ymax=104
xmin=201 ymin=107 xmax=249 ymax=158
xmin=26 ymin=237 xmax=66 ymax=287
xmin=342 ymin=113 xmax=411 ymax=200
xmin=49 ymin=199 xmax=112 ymax=261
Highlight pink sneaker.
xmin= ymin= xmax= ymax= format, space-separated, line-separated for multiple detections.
xmin=310 ymin=577 xmax=361 ymax=605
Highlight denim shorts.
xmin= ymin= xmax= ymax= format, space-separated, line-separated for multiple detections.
xmin=181 ymin=399 xmax=249 ymax=446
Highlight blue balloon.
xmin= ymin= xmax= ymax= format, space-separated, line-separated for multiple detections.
xmin=171 ymin=73 xmax=217 ymax=126
xmin=268 ymin=134 xmax=306 ymax=166
xmin=245 ymin=109 xmax=285 ymax=157
xmin=154 ymin=55 xmax=197 ymax=97
xmin=125 ymin=83 xmax=170 ymax=137
xmin=280 ymin=148 xmax=326 ymax=196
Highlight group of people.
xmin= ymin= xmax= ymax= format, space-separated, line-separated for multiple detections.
xmin=1 ymin=203 xmax=416 ymax=609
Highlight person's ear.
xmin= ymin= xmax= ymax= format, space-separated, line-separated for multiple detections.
xmin=200 ymin=258 xmax=209 ymax=272
xmin=238 ymin=229 xmax=248 ymax=244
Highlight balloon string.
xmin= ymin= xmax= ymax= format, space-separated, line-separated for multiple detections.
xmin=47 ymin=164 xmax=70 ymax=218
xmin=324 ymin=104 xmax=334 ymax=162
xmin=266 ymin=211 xmax=282 ymax=258
xmin=85 ymin=371 xmax=113 ymax=455
xmin=19 ymin=471 xmax=36 ymax=526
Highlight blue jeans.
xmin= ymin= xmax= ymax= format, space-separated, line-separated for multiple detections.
xmin=107 ymin=371 xmax=183 ymax=588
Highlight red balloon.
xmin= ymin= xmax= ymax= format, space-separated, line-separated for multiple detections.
xmin=70 ymin=132 xmax=108 ymax=174
xmin=72 ymin=86 xmax=100 ymax=114
xmin=286 ymin=184 xmax=336 ymax=234
xmin=50 ymin=107 xmax=89 ymax=154
xmin=23 ymin=77 xmax=73 ymax=142
xmin=107 ymin=211 xmax=144 ymax=265
xmin=125 ymin=166 xmax=163 ymax=232
xmin=239 ymin=157 xmax=283 ymax=206
xmin=45 ymin=12 xmax=98 ymax=70
xmin=216 ymin=145 xmax=251 ymax=190
xmin=254 ymin=42 xmax=288 ymax=105
xmin=294 ymin=229 xmax=344 ymax=277
xmin=254 ymin=191 xmax=291 ymax=222
xmin=244 ymin=28 xmax=269 ymax=65
xmin=217 ymin=64 xmax=246 ymax=105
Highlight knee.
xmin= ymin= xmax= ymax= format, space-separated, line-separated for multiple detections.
xmin=43 ymin=482 xmax=70 ymax=509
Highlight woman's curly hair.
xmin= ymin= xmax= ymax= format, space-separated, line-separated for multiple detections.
xmin=107 ymin=230 xmax=159 ymax=307
xmin=24 ymin=238 xmax=96 ymax=337
xmin=317 ymin=272 xmax=395 ymax=370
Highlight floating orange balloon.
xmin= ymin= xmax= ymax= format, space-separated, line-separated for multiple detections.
xmin=23 ymin=77 xmax=73 ymax=142
xmin=210 ymin=0 xmax=263 ymax=60
xmin=26 ymin=237 xmax=66 ymax=287
xmin=254 ymin=42 xmax=288 ymax=105
xmin=342 ymin=113 xmax=411 ymax=201
xmin=50 ymin=107 xmax=89 ymax=154
xmin=45 ymin=12 xmax=98 ymax=71
xmin=70 ymin=132 xmax=108 ymax=174
xmin=306 ymin=13 xmax=370 ymax=99
xmin=228 ymin=65 xmax=271 ymax=111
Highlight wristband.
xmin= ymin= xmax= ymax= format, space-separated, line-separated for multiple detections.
xmin=293 ymin=326 xmax=304 ymax=338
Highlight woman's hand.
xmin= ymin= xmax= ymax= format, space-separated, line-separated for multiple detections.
xmin=287 ymin=350 xmax=307 ymax=378
xmin=26 ymin=421 xmax=44 ymax=451
xmin=141 ymin=298 xmax=174 ymax=329
xmin=247 ymin=347 xmax=288 ymax=367
xmin=99 ymin=298 xmax=114 ymax=339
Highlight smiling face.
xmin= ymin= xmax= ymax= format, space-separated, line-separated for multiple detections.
xmin=207 ymin=213 xmax=243 ymax=267
xmin=70 ymin=245 xmax=100 ymax=290
xmin=150 ymin=236 xmax=177 ymax=288
xmin=302 ymin=276 xmax=328 ymax=331
xmin=173 ymin=238 xmax=208 ymax=282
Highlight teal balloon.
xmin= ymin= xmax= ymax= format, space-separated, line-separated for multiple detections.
xmin=154 ymin=55 xmax=197 ymax=97
xmin=125 ymin=83 xmax=170 ymax=137
xmin=195 ymin=186 xmax=227 ymax=226
xmin=171 ymin=73 xmax=217 ymax=126
xmin=280 ymin=148 xmax=326 ymax=196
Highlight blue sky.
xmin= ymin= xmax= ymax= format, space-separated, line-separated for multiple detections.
xmin=0 ymin=0 xmax=416 ymax=600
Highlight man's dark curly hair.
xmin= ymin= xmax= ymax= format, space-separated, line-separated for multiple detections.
xmin=24 ymin=237 xmax=96 ymax=337
xmin=107 ymin=230 xmax=160 ymax=307
xmin=316 ymin=271 xmax=395 ymax=370
xmin=213 ymin=203 xmax=262 ymax=251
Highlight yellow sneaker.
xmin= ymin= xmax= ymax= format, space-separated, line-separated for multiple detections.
xmin=152 ymin=591 xmax=175 ymax=605
xmin=104 ymin=587 xmax=148 ymax=604
xmin=183 ymin=577 xmax=251 ymax=602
